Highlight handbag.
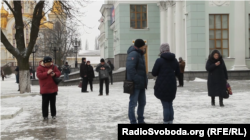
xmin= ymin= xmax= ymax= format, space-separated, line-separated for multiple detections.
xmin=78 ymin=81 xmax=82 ymax=88
xmin=52 ymin=65 xmax=62 ymax=85
xmin=226 ymin=82 xmax=232 ymax=95
xmin=123 ymin=60 xmax=139 ymax=94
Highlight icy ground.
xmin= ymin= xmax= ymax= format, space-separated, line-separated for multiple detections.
xmin=1 ymin=74 xmax=250 ymax=140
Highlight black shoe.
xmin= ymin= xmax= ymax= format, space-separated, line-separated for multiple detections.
xmin=106 ymin=93 xmax=109 ymax=96
xmin=52 ymin=116 xmax=56 ymax=120
xmin=82 ymin=91 xmax=89 ymax=93
xmin=219 ymin=101 xmax=224 ymax=107
xmin=177 ymin=85 xmax=181 ymax=87
xmin=211 ymin=97 xmax=215 ymax=106
xmin=18 ymin=89 xmax=20 ymax=91
xmin=43 ymin=117 xmax=48 ymax=121
xmin=98 ymin=94 xmax=103 ymax=96
xmin=138 ymin=122 xmax=147 ymax=124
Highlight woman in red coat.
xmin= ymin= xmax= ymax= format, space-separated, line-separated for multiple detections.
xmin=36 ymin=56 xmax=61 ymax=121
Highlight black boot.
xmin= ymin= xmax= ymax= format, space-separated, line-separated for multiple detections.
xmin=211 ymin=96 xmax=215 ymax=106
xmin=219 ymin=97 xmax=224 ymax=107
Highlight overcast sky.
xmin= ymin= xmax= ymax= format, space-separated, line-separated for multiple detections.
xmin=78 ymin=0 xmax=104 ymax=53
xmin=1 ymin=0 xmax=104 ymax=53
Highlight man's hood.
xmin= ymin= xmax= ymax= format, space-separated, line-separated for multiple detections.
xmin=160 ymin=53 xmax=176 ymax=61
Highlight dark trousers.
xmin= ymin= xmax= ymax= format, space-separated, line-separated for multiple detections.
xmin=88 ymin=79 xmax=93 ymax=91
xmin=42 ymin=94 xmax=56 ymax=117
xmin=2 ymin=76 xmax=4 ymax=81
xmin=178 ymin=73 xmax=184 ymax=86
xmin=99 ymin=78 xmax=109 ymax=94
xmin=81 ymin=77 xmax=88 ymax=92
xmin=211 ymin=96 xmax=223 ymax=102
xmin=109 ymin=73 xmax=113 ymax=84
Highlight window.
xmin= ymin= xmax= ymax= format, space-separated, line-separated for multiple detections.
xmin=130 ymin=5 xmax=147 ymax=29
xmin=209 ymin=14 xmax=229 ymax=57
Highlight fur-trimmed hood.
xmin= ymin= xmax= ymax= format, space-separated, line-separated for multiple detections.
xmin=39 ymin=60 xmax=54 ymax=68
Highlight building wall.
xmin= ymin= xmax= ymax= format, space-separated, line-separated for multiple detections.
xmin=115 ymin=3 xmax=160 ymax=72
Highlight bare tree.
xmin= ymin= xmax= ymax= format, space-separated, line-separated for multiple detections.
xmin=1 ymin=0 xmax=90 ymax=93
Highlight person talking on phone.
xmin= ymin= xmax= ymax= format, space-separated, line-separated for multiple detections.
xmin=37 ymin=56 xmax=61 ymax=121
xmin=206 ymin=50 xmax=228 ymax=107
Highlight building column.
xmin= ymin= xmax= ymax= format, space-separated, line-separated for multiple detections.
xmin=175 ymin=1 xmax=182 ymax=59
xmin=233 ymin=1 xmax=248 ymax=70
xmin=158 ymin=2 xmax=167 ymax=44
xmin=167 ymin=2 xmax=173 ymax=51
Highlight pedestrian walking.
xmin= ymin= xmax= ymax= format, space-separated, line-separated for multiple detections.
xmin=62 ymin=62 xmax=71 ymax=81
xmin=15 ymin=66 xmax=19 ymax=91
xmin=177 ymin=57 xmax=185 ymax=87
xmin=86 ymin=61 xmax=95 ymax=92
xmin=95 ymin=58 xmax=111 ymax=96
xmin=152 ymin=43 xmax=180 ymax=124
xmin=36 ymin=56 xmax=61 ymax=121
xmin=126 ymin=39 xmax=148 ymax=124
xmin=80 ymin=58 xmax=89 ymax=93
xmin=107 ymin=60 xmax=114 ymax=85
xmin=206 ymin=50 xmax=228 ymax=107
xmin=1 ymin=68 xmax=5 ymax=81
xmin=29 ymin=67 xmax=33 ymax=79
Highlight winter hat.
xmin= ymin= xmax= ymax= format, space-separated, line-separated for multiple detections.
xmin=134 ymin=39 xmax=145 ymax=48
xmin=160 ymin=43 xmax=170 ymax=55
xmin=82 ymin=58 xmax=86 ymax=61
xmin=179 ymin=57 xmax=183 ymax=60
xmin=87 ymin=61 xmax=90 ymax=63
xmin=100 ymin=58 xmax=105 ymax=62
xmin=43 ymin=56 xmax=52 ymax=63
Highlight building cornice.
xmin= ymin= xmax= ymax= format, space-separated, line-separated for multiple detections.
xmin=100 ymin=4 xmax=113 ymax=16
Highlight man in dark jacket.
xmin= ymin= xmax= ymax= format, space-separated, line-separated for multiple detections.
xmin=107 ymin=60 xmax=114 ymax=85
xmin=86 ymin=61 xmax=95 ymax=92
xmin=15 ymin=66 xmax=20 ymax=91
xmin=80 ymin=58 xmax=88 ymax=93
xmin=62 ymin=62 xmax=71 ymax=81
xmin=177 ymin=57 xmax=185 ymax=87
xmin=126 ymin=39 xmax=148 ymax=124
xmin=96 ymin=58 xmax=111 ymax=96
xmin=152 ymin=43 xmax=180 ymax=124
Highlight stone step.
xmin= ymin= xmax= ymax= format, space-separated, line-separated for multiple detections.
xmin=1 ymin=107 xmax=23 ymax=120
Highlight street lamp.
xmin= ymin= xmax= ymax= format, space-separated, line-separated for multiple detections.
xmin=73 ymin=38 xmax=81 ymax=68
xmin=32 ymin=44 xmax=38 ymax=79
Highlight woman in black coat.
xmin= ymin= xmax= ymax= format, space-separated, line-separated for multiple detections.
xmin=86 ymin=61 xmax=95 ymax=92
xmin=152 ymin=43 xmax=180 ymax=124
xmin=206 ymin=50 xmax=228 ymax=107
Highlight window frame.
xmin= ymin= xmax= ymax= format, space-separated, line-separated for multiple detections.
xmin=209 ymin=14 xmax=229 ymax=57
xmin=130 ymin=5 xmax=147 ymax=29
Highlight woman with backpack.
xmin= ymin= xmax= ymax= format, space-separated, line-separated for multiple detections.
xmin=152 ymin=43 xmax=180 ymax=124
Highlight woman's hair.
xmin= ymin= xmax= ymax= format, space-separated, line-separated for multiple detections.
xmin=208 ymin=50 xmax=222 ymax=61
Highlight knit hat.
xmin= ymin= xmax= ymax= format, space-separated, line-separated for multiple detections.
xmin=100 ymin=58 xmax=105 ymax=62
xmin=87 ymin=61 xmax=90 ymax=63
xmin=134 ymin=39 xmax=145 ymax=48
xmin=160 ymin=43 xmax=170 ymax=55
xmin=43 ymin=56 xmax=52 ymax=63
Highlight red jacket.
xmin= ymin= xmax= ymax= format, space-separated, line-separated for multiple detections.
xmin=36 ymin=61 xmax=61 ymax=94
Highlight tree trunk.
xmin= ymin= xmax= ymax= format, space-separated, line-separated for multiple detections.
xmin=18 ymin=58 xmax=31 ymax=94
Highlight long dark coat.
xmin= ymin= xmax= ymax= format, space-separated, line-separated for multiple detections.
xmin=206 ymin=50 xmax=228 ymax=97
xmin=152 ymin=53 xmax=180 ymax=102
xmin=87 ymin=65 xmax=95 ymax=80
xmin=80 ymin=62 xmax=87 ymax=78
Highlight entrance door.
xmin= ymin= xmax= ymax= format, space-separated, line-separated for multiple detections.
xmin=144 ymin=45 xmax=148 ymax=74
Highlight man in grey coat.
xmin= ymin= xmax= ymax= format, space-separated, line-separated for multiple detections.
xmin=95 ymin=59 xmax=111 ymax=96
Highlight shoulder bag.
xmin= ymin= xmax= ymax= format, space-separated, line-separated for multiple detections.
xmin=123 ymin=60 xmax=139 ymax=94
xmin=52 ymin=65 xmax=63 ymax=85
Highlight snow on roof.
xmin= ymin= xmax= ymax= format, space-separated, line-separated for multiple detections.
xmin=78 ymin=50 xmax=100 ymax=56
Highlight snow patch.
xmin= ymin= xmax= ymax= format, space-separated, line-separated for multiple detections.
xmin=193 ymin=77 xmax=207 ymax=82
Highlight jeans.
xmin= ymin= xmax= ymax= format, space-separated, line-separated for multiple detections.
xmin=42 ymin=93 xmax=56 ymax=117
xmin=99 ymin=78 xmax=109 ymax=94
xmin=161 ymin=100 xmax=174 ymax=124
xmin=128 ymin=89 xmax=146 ymax=124
xmin=64 ymin=73 xmax=69 ymax=80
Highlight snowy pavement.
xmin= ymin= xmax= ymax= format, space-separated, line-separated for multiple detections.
xmin=1 ymin=74 xmax=250 ymax=140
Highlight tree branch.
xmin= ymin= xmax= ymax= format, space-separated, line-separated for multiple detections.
xmin=3 ymin=0 xmax=16 ymax=16
xmin=1 ymin=30 xmax=19 ymax=57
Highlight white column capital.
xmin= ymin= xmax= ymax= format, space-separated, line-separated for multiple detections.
xmin=157 ymin=1 xmax=167 ymax=11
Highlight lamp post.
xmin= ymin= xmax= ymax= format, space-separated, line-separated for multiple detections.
xmin=32 ymin=45 xmax=38 ymax=79
xmin=73 ymin=38 xmax=81 ymax=68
